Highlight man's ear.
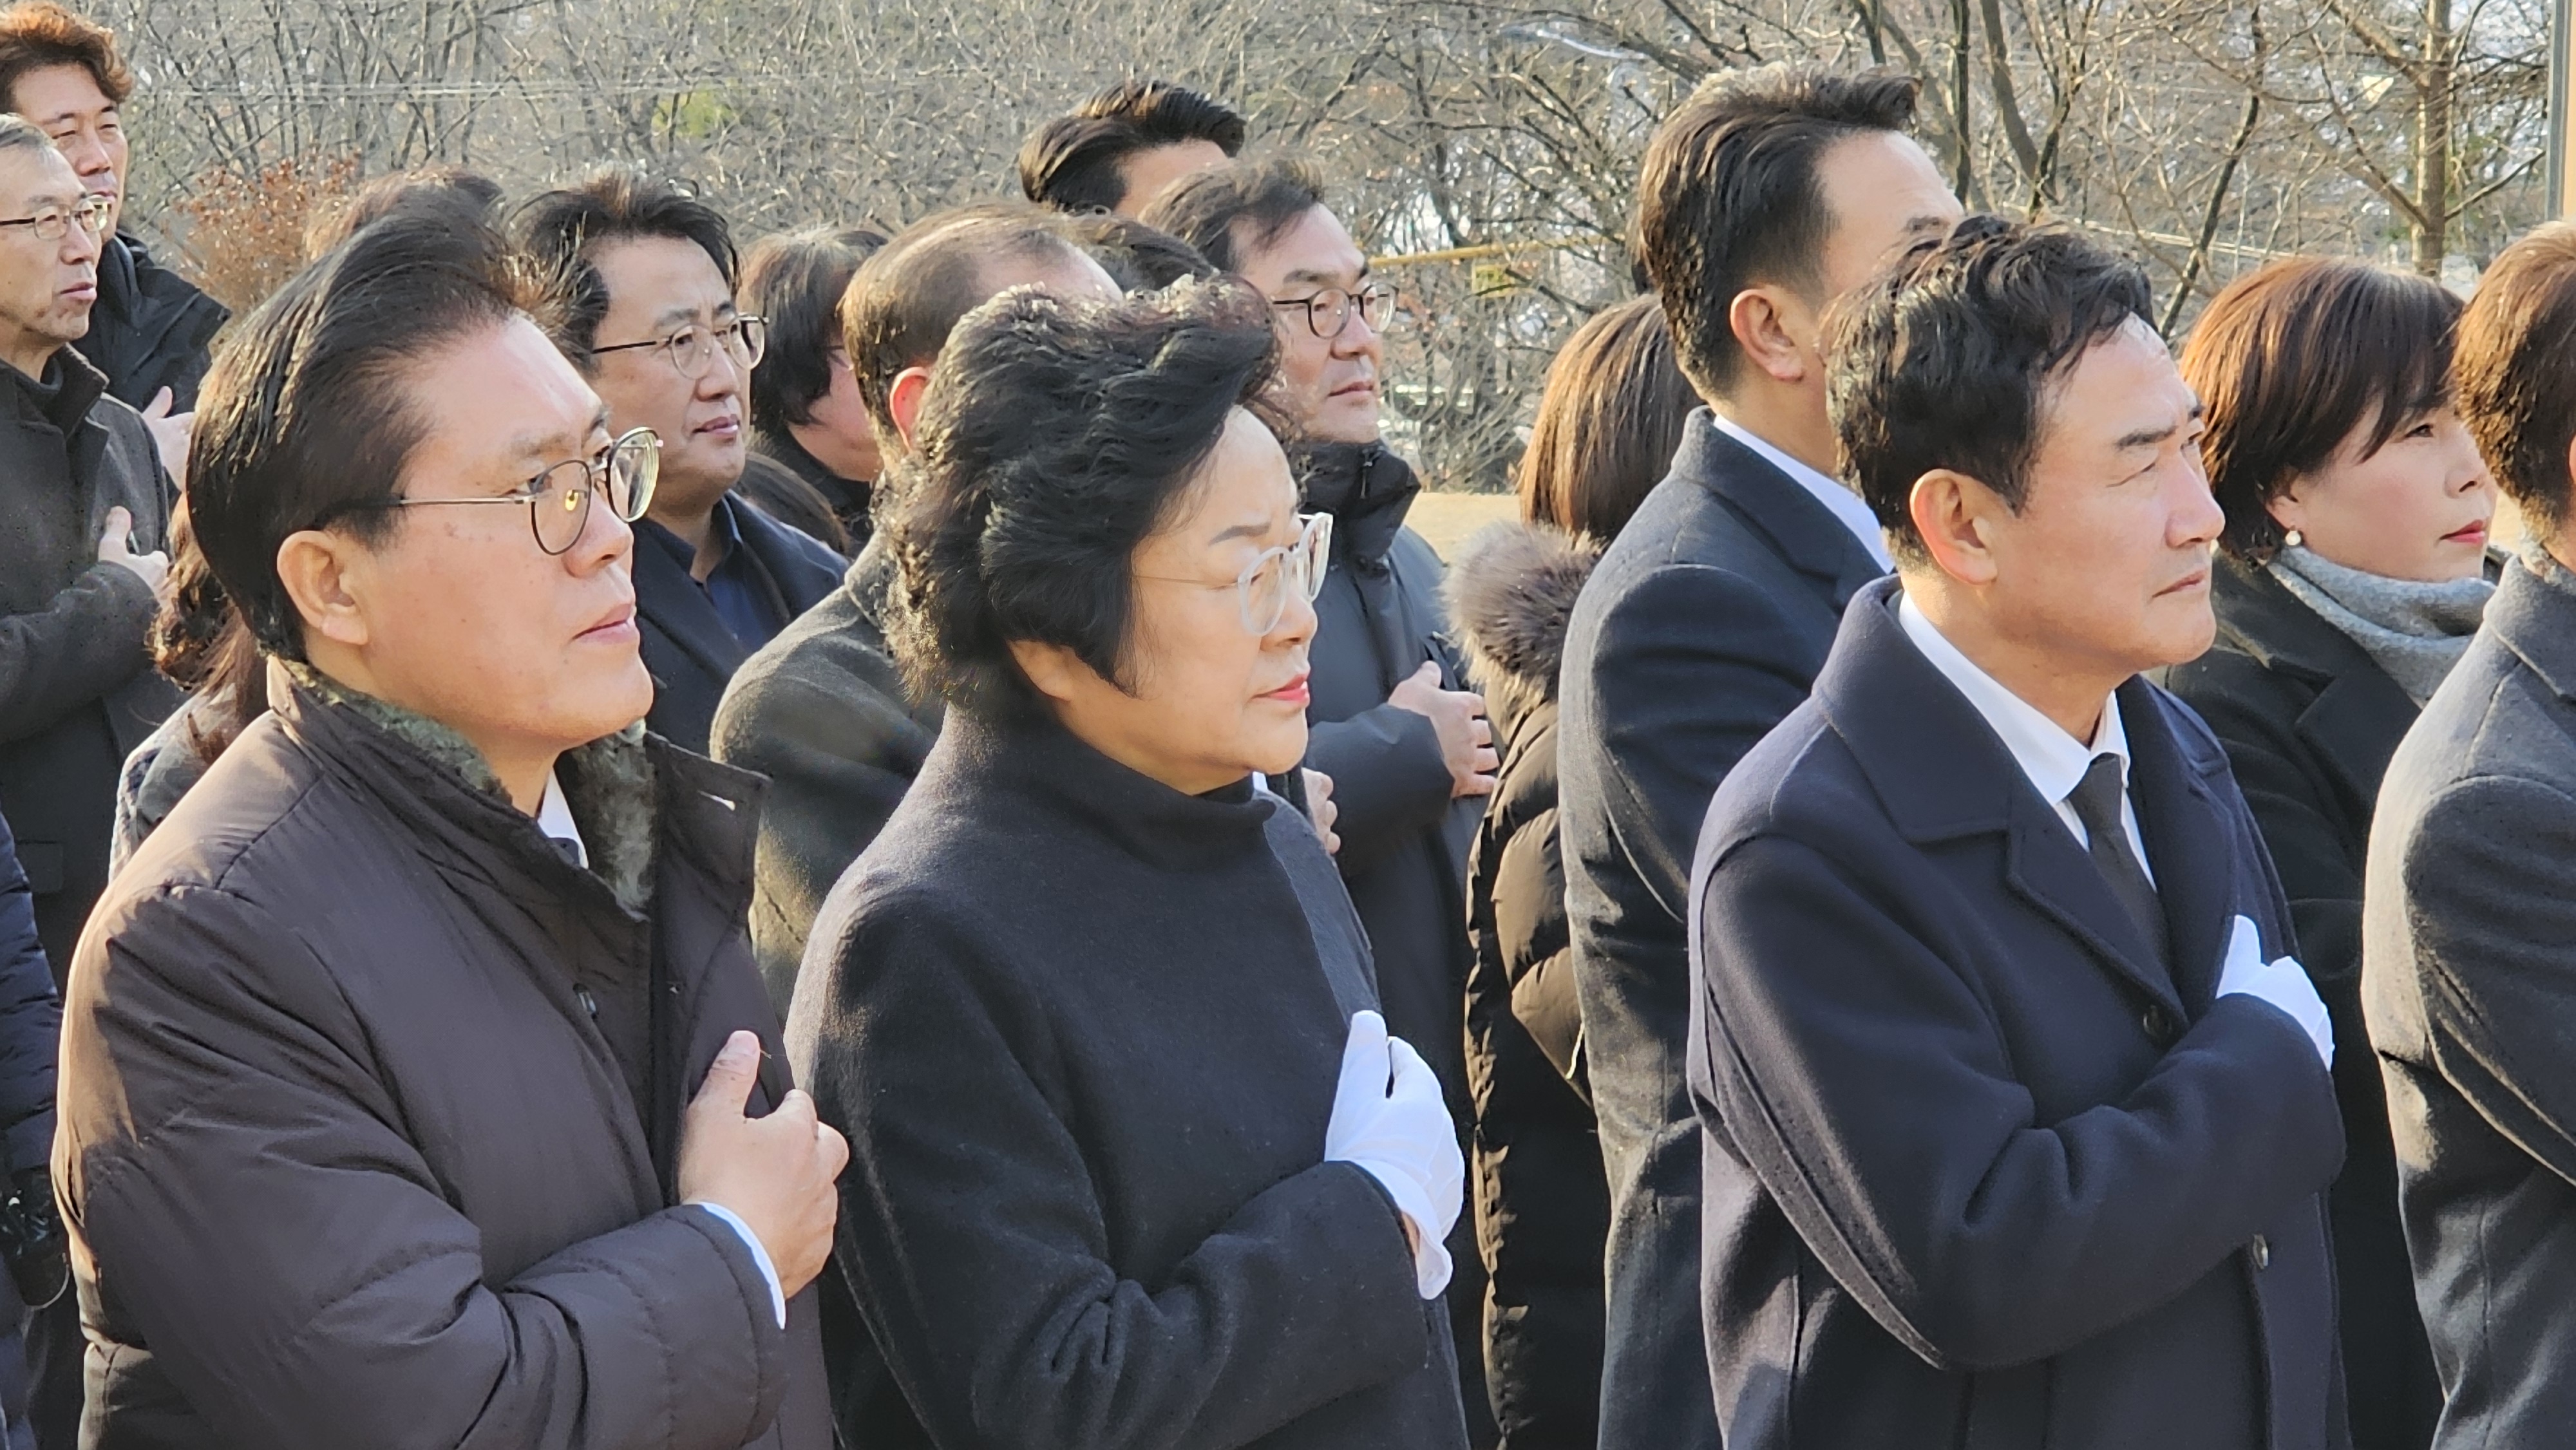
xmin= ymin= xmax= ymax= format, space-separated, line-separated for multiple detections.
xmin=887 ymin=364 xmax=934 ymax=451
xmin=274 ymin=528 xmax=372 ymax=652
xmin=1908 ymin=468 xmax=2007 ymax=587
xmin=1725 ymin=285 xmax=1815 ymax=387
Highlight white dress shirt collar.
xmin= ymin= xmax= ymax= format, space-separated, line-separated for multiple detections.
xmin=1705 ymin=410 xmax=1893 ymax=569
xmin=1895 ymin=590 xmax=2150 ymax=875
xmin=535 ymin=769 xmax=588 ymax=869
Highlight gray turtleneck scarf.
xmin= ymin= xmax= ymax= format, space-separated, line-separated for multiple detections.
xmin=2268 ymin=544 xmax=2494 ymax=706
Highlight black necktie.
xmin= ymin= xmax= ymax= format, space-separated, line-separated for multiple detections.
xmin=2066 ymin=753 xmax=2168 ymax=968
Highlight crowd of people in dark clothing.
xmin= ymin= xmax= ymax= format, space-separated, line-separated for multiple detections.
xmin=0 ymin=0 xmax=2572 ymax=1445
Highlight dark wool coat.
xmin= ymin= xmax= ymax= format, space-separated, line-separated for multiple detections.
xmin=79 ymin=234 xmax=227 ymax=412
xmin=636 ymin=493 xmax=846 ymax=753
xmin=1692 ymin=578 xmax=2349 ymax=1450
xmin=57 ymin=676 xmax=831 ymax=1450
xmin=2365 ymin=551 xmax=2576 ymax=1450
xmin=711 ymin=539 xmax=942 ymax=1014
xmin=1452 ymin=523 xmax=1607 ymax=1450
xmin=0 ymin=348 xmax=180 ymax=979
xmin=2164 ymin=555 xmax=2443 ymax=1449
xmin=1555 ymin=411 xmax=1881 ymax=1448
xmin=789 ymin=708 xmax=1470 ymax=1450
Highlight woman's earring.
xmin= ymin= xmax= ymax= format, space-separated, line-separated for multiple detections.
xmin=2283 ymin=528 xmax=2304 ymax=548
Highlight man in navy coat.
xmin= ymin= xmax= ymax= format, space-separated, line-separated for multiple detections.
xmin=1687 ymin=216 xmax=2349 ymax=1449
xmin=1557 ymin=63 xmax=1960 ymax=1445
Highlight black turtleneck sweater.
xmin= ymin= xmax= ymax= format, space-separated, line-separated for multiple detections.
xmin=787 ymin=706 xmax=1470 ymax=1450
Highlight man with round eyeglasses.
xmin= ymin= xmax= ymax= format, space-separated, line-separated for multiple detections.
xmin=55 ymin=209 xmax=840 ymax=1450
xmin=515 ymin=169 xmax=844 ymax=753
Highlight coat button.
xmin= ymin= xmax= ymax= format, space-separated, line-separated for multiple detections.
xmin=2139 ymin=1004 xmax=2177 ymax=1046
xmin=2250 ymin=1234 xmax=2271 ymax=1270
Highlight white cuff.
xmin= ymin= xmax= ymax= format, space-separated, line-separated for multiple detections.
xmin=694 ymin=1201 xmax=788 ymax=1328
xmin=1350 ymin=1160 xmax=1455 ymax=1299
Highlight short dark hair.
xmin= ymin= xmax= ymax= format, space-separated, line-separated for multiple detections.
xmin=304 ymin=165 xmax=506 ymax=261
xmin=880 ymin=277 xmax=1278 ymax=717
xmin=838 ymin=202 xmax=1089 ymax=441
xmin=1828 ymin=215 xmax=2152 ymax=563
xmin=1057 ymin=211 xmax=1217 ymax=291
xmin=1137 ymin=156 xmax=1326 ymax=274
xmin=189 ymin=214 xmax=552 ymax=656
xmin=741 ymin=224 xmax=891 ymax=437
xmin=2456 ymin=223 xmax=2576 ymax=538
xmin=1637 ymin=63 xmax=1920 ymax=400
xmin=1018 ymin=79 xmax=1248 ymax=214
xmin=0 ymin=3 xmax=130 ymax=113
xmin=2180 ymin=257 xmax=2463 ymax=561
xmin=511 ymin=168 xmax=737 ymax=364
xmin=1520 ymin=294 xmax=1697 ymax=543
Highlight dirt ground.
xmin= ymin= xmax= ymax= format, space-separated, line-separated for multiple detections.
xmin=1407 ymin=491 xmax=1517 ymax=561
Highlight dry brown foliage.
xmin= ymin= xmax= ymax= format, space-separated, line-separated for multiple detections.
xmin=166 ymin=153 xmax=360 ymax=314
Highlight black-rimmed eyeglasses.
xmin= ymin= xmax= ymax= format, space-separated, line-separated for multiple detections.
xmin=1269 ymin=285 xmax=1399 ymax=341
xmin=351 ymin=428 xmax=661 ymax=556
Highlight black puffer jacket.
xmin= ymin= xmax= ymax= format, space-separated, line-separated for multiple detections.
xmin=61 ymin=673 xmax=832 ymax=1449
xmin=1452 ymin=524 xmax=1607 ymax=1449
xmin=82 ymin=233 xmax=227 ymax=411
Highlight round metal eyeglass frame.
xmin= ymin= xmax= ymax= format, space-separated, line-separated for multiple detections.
xmin=590 ymin=315 xmax=768 ymax=379
xmin=0 ymin=196 xmax=108 ymax=241
xmin=1139 ymin=511 xmax=1335 ymax=635
xmin=1269 ymin=284 xmax=1399 ymax=341
xmin=356 ymin=427 xmax=661 ymax=556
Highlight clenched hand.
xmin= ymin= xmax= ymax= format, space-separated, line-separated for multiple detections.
xmin=677 ymin=1030 xmax=847 ymax=1297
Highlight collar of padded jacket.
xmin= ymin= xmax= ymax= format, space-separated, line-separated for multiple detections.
xmin=269 ymin=658 xmax=707 ymax=914
xmin=1290 ymin=438 xmax=1419 ymax=570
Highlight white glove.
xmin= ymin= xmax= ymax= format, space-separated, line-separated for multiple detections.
xmin=2215 ymin=914 xmax=2333 ymax=1069
xmin=1324 ymin=1010 xmax=1463 ymax=1298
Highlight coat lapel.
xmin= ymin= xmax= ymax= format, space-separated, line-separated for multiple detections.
xmin=1821 ymin=579 xmax=2184 ymax=1015
xmin=1998 ymin=789 xmax=2186 ymax=1015
xmin=2211 ymin=557 xmax=2419 ymax=810
xmin=2121 ymin=683 xmax=2235 ymax=1011
xmin=1685 ymin=416 xmax=1886 ymax=610
xmin=629 ymin=527 xmax=749 ymax=686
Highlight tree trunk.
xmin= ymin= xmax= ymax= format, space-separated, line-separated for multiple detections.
xmin=2412 ymin=0 xmax=2453 ymax=275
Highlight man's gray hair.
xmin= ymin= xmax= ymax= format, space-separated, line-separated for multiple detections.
xmin=0 ymin=113 xmax=54 ymax=157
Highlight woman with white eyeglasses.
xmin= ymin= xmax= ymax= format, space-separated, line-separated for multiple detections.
xmin=786 ymin=278 xmax=1473 ymax=1450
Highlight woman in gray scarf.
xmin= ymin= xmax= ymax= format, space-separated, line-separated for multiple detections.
xmin=2165 ymin=255 xmax=2494 ymax=1450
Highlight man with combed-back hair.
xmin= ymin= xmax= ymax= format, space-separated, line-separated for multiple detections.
xmin=1551 ymin=62 xmax=1958 ymax=1445
xmin=2366 ymin=221 xmax=2576 ymax=1450
xmin=1685 ymin=212 xmax=2345 ymax=1449
xmin=1018 ymin=79 xmax=1247 ymax=216
xmin=57 ymin=209 xmax=840 ymax=1450
xmin=515 ymin=169 xmax=846 ymax=754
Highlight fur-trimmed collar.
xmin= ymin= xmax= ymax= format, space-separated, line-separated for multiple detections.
xmin=279 ymin=660 xmax=659 ymax=910
xmin=1446 ymin=521 xmax=1599 ymax=731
